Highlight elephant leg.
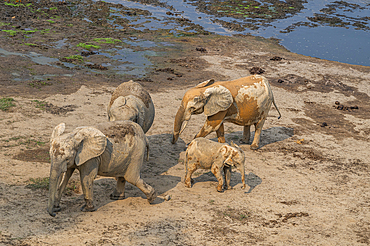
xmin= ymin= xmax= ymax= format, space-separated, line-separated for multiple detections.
xmin=240 ymin=125 xmax=251 ymax=144
xmin=216 ymin=123 xmax=225 ymax=143
xmin=128 ymin=177 xmax=157 ymax=204
xmin=223 ymin=165 xmax=232 ymax=190
xmin=251 ymin=117 xmax=266 ymax=150
xmin=211 ymin=165 xmax=224 ymax=192
xmin=195 ymin=111 xmax=227 ymax=142
xmin=184 ymin=161 xmax=198 ymax=188
xmin=79 ymin=158 xmax=99 ymax=212
xmin=110 ymin=177 xmax=126 ymax=200
xmin=55 ymin=167 xmax=75 ymax=211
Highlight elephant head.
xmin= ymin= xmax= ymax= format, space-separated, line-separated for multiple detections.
xmin=47 ymin=123 xmax=107 ymax=217
xmin=222 ymin=141 xmax=246 ymax=189
xmin=172 ymin=79 xmax=234 ymax=143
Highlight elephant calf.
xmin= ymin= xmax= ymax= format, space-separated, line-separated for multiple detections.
xmin=184 ymin=138 xmax=246 ymax=192
xmin=108 ymin=80 xmax=155 ymax=133
xmin=47 ymin=120 xmax=156 ymax=217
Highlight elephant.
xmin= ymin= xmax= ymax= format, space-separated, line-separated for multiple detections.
xmin=172 ymin=75 xmax=281 ymax=149
xmin=107 ymin=80 xmax=155 ymax=133
xmin=184 ymin=138 xmax=246 ymax=192
xmin=47 ymin=120 xmax=157 ymax=217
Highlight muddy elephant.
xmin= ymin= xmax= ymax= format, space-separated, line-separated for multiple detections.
xmin=172 ymin=75 xmax=281 ymax=149
xmin=47 ymin=120 xmax=157 ymax=217
xmin=184 ymin=138 xmax=246 ymax=192
xmin=107 ymin=80 xmax=155 ymax=133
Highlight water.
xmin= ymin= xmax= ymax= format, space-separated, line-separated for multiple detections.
xmin=104 ymin=0 xmax=370 ymax=66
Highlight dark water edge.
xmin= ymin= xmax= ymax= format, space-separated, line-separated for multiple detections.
xmin=106 ymin=0 xmax=370 ymax=66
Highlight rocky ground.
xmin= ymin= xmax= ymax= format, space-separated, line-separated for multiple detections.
xmin=0 ymin=0 xmax=369 ymax=245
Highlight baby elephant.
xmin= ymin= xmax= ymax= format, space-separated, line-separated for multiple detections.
xmin=184 ymin=138 xmax=246 ymax=192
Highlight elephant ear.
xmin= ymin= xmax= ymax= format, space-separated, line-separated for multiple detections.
xmin=73 ymin=127 xmax=107 ymax=166
xmin=195 ymin=79 xmax=215 ymax=88
xmin=220 ymin=145 xmax=237 ymax=166
xmin=203 ymin=85 xmax=233 ymax=117
xmin=51 ymin=123 xmax=65 ymax=139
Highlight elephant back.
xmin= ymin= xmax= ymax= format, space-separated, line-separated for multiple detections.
xmin=109 ymin=81 xmax=153 ymax=109
xmin=95 ymin=121 xmax=145 ymax=147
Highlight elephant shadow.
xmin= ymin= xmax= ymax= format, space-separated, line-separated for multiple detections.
xmin=190 ymin=171 xmax=262 ymax=193
xmin=211 ymin=126 xmax=294 ymax=148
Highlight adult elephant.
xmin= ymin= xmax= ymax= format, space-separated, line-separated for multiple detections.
xmin=172 ymin=75 xmax=281 ymax=149
xmin=47 ymin=121 xmax=156 ymax=217
xmin=107 ymin=80 xmax=155 ymax=133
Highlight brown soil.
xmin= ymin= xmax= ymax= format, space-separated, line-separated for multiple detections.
xmin=1 ymin=0 xmax=370 ymax=245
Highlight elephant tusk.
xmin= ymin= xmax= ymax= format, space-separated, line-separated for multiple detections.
xmin=179 ymin=121 xmax=189 ymax=135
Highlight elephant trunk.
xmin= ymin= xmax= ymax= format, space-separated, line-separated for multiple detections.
xmin=47 ymin=169 xmax=60 ymax=217
xmin=172 ymin=105 xmax=185 ymax=144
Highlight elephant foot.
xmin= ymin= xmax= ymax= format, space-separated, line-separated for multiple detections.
xmin=110 ymin=193 xmax=125 ymax=200
xmin=250 ymin=144 xmax=259 ymax=150
xmin=146 ymin=187 xmax=157 ymax=204
xmin=223 ymin=185 xmax=233 ymax=190
xmin=239 ymin=139 xmax=250 ymax=144
xmin=217 ymin=185 xmax=224 ymax=193
xmin=53 ymin=205 xmax=61 ymax=212
xmin=81 ymin=204 xmax=96 ymax=212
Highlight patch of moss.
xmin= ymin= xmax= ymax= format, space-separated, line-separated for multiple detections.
xmin=77 ymin=43 xmax=100 ymax=49
xmin=1 ymin=30 xmax=18 ymax=36
xmin=92 ymin=38 xmax=122 ymax=44
xmin=25 ymin=177 xmax=49 ymax=190
xmin=0 ymin=98 xmax=16 ymax=111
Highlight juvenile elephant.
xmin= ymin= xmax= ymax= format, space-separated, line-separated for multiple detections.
xmin=184 ymin=138 xmax=246 ymax=192
xmin=108 ymin=81 xmax=155 ymax=133
xmin=172 ymin=75 xmax=281 ymax=149
xmin=47 ymin=120 xmax=157 ymax=217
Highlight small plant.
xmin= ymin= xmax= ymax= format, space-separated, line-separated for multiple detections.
xmin=26 ymin=177 xmax=49 ymax=190
xmin=0 ymin=22 xmax=10 ymax=27
xmin=25 ymin=43 xmax=37 ymax=46
xmin=77 ymin=43 xmax=100 ymax=50
xmin=49 ymin=7 xmax=57 ymax=10
xmin=0 ymin=97 xmax=16 ymax=111
xmin=209 ymin=199 xmax=215 ymax=204
xmin=47 ymin=20 xmax=55 ymax=24
xmin=92 ymin=38 xmax=122 ymax=44
xmin=60 ymin=55 xmax=84 ymax=63
xmin=1 ymin=30 xmax=17 ymax=36
xmin=33 ymin=99 xmax=46 ymax=109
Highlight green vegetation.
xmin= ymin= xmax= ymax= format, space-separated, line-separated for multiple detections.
xmin=26 ymin=177 xmax=49 ymax=190
xmin=32 ymin=100 xmax=46 ymax=109
xmin=0 ymin=22 xmax=10 ymax=27
xmin=77 ymin=43 xmax=100 ymax=50
xmin=0 ymin=98 xmax=16 ymax=111
xmin=93 ymin=38 xmax=122 ymax=44
xmin=49 ymin=7 xmax=57 ymax=10
xmin=47 ymin=20 xmax=55 ymax=24
xmin=1 ymin=30 xmax=17 ymax=36
xmin=25 ymin=43 xmax=37 ymax=46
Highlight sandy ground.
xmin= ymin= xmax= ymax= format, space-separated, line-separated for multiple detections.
xmin=1 ymin=45 xmax=370 ymax=245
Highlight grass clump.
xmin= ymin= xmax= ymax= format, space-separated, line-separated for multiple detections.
xmin=0 ymin=97 xmax=16 ymax=111
xmin=1 ymin=30 xmax=17 ymax=36
xmin=93 ymin=38 xmax=122 ymax=44
xmin=26 ymin=177 xmax=49 ymax=190
xmin=77 ymin=43 xmax=100 ymax=50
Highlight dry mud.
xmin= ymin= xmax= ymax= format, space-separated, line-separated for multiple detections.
xmin=1 ymin=0 xmax=370 ymax=245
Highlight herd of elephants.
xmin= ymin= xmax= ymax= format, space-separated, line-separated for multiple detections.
xmin=47 ymin=74 xmax=281 ymax=217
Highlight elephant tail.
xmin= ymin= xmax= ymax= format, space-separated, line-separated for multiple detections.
xmin=272 ymin=98 xmax=282 ymax=119
xmin=145 ymin=135 xmax=150 ymax=161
